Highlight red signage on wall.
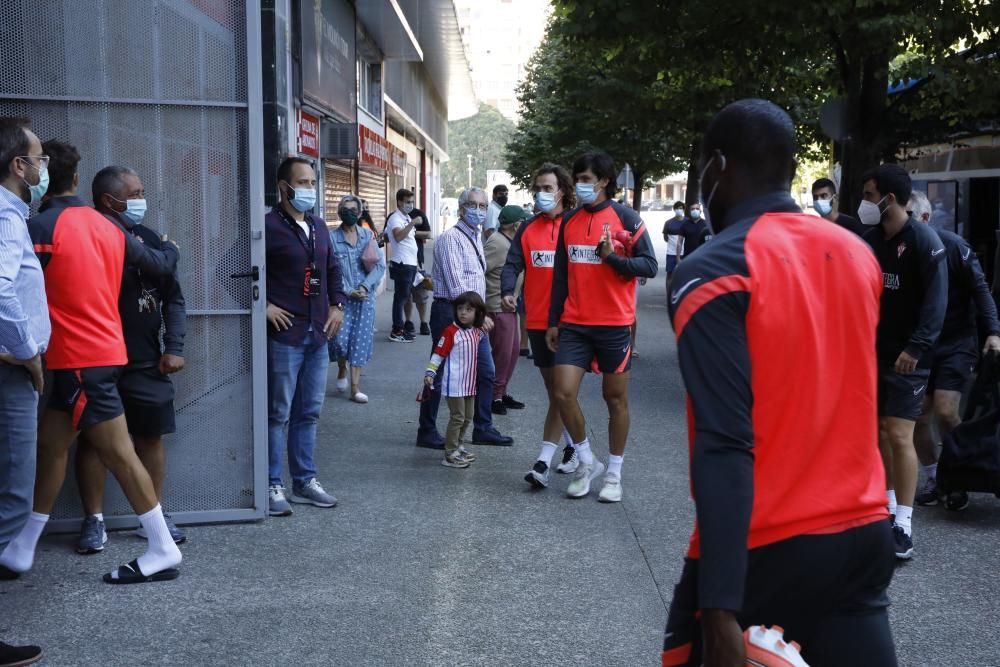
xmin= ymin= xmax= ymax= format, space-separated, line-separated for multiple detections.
xmin=297 ymin=109 xmax=320 ymax=158
xmin=358 ymin=125 xmax=391 ymax=171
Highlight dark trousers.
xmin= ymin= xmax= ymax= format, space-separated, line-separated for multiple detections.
xmin=663 ymin=519 xmax=898 ymax=667
xmin=390 ymin=262 xmax=417 ymax=331
xmin=418 ymin=299 xmax=497 ymax=440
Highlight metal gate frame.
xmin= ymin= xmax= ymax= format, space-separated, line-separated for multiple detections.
xmin=0 ymin=1 xmax=269 ymax=532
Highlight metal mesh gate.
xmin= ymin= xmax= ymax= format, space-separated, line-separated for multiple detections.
xmin=0 ymin=0 xmax=267 ymax=528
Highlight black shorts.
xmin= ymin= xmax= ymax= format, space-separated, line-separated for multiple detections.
xmin=527 ymin=329 xmax=555 ymax=368
xmin=663 ymin=520 xmax=897 ymax=667
xmin=928 ymin=336 xmax=978 ymax=393
xmin=118 ymin=365 xmax=176 ymax=437
xmin=877 ymin=366 xmax=930 ymax=421
xmin=665 ymin=255 xmax=678 ymax=276
xmin=555 ymin=323 xmax=632 ymax=374
xmin=49 ymin=366 xmax=125 ymax=431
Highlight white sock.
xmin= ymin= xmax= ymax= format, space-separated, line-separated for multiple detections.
xmin=135 ymin=504 xmax=182 ymax=575
xmin=887 ymin=490 xmax=897 ymax=517
xmin=0 ymin=512 xmax=49 ymax=573
xmin=91 ymin=513 xmax=104 ymax=522
xmin=537 ymin=441 xmax=558 ymax=466
xmin=561 ymin=429 xmax=573 ymax=447
xmin=607 ymin=454 xmax=624 ymax=477
xmin=921 ymin=463 xmax=938 ymax=480
xmin=895 ymin=505 xmax=913 ymax=536
xmin=575 ymin=439 xmax=594 ymax=465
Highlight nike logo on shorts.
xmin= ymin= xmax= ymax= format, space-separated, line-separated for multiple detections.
xmin=931 ymin=249 xmax=944 ymax=257
xmin=913 ymin=385 xmax=926 ymax=396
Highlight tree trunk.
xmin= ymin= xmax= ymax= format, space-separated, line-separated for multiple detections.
xmin=631 ymin=170 xmax=645 ymax=211
xmin=684 ymin=143 xmax=700 ymax=207
xmin=838 ymin=52 xmax=890 ymax=215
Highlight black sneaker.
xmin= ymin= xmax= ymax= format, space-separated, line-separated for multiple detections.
xmin=944 ymin=490 xmax=970 ymax=511
xmin=892 ymin=524 xmax=913 ymax=560
xmin=389 ymin=329 xmax=414 ymax=343
xmin=502 ymin=394 xmax=525 ymax=410
xmin=0 ymin=642 xmax=42 ymax=667
xmin=491 ymin=399 xmax=507 ymax=415
xmin=403 ymin=330 xmax=416 ymax=342
xmin=915 ymin=476 xmax=939 ymax=506
xmin=404 ymin=321 xmax=415 ymax=334
xmin=420 ymin=322 xmax=431 ymax=335
xmin=525 ymin=461 xmax=550 ymax=488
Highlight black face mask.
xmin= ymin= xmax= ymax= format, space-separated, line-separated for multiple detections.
xmin=340 ymin=210 xmax=359 ymax=226
xmin=496 ymin=195 xmax=508 ymax=207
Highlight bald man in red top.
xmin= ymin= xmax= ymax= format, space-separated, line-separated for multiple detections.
xmin=662 ymin=100 xmax=897 ymax=667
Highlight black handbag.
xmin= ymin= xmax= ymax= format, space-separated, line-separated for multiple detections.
xmin=938 ymin=355 xmax=1000 ymax=497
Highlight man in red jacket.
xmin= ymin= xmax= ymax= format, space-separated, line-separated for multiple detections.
xmin=545 ymin=151 xmax=658 ymax=503
xmin=662 ymin=99 xmax=896 ymax=666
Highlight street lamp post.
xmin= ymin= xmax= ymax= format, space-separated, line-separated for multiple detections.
xmin=467 ymin=154 xmax=472 ymax=188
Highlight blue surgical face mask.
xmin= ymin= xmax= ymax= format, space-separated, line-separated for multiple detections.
xmin=109 ymin=195 xmax=147 ymax=224
xmin=575 ymin=182 xmax=597 ymax=205
xmin=290 ymin=187 xmax=316 ymax=212
xmin=21 ymin=159 xmax=48 ymax=205
xmin=402 ymin=203 xmax=415 ymax=215
xmin=674 ymin=208 xmax=685 ymax=219
xmin=534 ymin=191 xmax=557 ymax=213
xmin=463 ymin=205 xmax=486 ymax=227
xmin=690 ymin=208 xmax=703 ymax=220
xmin=813 ymin=199 xmax=833 ymax=216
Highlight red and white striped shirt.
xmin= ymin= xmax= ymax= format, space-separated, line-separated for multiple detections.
xmin=426 ymin=322 xmax=481 ymax=397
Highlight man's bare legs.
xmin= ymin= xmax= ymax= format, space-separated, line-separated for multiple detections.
xmin=881 ymin=416 xmax=918 ymax=538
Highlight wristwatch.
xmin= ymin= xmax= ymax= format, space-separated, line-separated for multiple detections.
xmin=334 ymin=303 xmax=345 ymax=311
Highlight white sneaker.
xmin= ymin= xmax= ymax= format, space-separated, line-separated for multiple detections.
xmin=598 ymin=472 xmax=623 ymax=503
xmin=351 ymin=391 xmax=368 ymax=403
xmin=566 ymin=460 xmax=605 ymax=498
xmin=335 ymin=377 xmax=348 ymax=393
xmin=556 ymin=446 xmax=579 ymax=474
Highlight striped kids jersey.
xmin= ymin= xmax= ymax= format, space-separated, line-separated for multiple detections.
xmin=426 ymin=322 xmax=482 ymax=397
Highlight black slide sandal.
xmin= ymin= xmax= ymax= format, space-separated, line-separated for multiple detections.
xmin=103 ymin=559 xmax=179 ymax=585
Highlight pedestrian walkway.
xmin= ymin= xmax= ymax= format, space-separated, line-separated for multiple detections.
xmin=4 ymin=277 xmax=1000 ymax=665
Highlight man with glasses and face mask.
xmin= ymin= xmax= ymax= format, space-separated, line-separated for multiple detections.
xmin=662 ymin=99 xmax=896 ymax=667
xmin=0 ymin=116 xmax=49 ymax=666
xmin=860 ymin=164 xmax=947 ymax=561
xmin=416 ymin=186 xmax=513 ymax=449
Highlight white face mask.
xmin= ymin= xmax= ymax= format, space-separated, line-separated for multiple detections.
xmin=674 ymin=208 xmax=684 ymax=219
xmin=857 ymin=196 xmax=888 ymax=226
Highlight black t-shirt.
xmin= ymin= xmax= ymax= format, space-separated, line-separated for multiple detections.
xmin=680 ymin=218 xmax=709 ymax=258
xmin=835 ymin=213 xmax=865 ymax=237
xmin=863 ymin=218 xmax=947 ymax=366
xmin=410 ymin=208 xmax=431 ymax=267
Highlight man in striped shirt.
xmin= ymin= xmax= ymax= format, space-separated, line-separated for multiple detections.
xmin=416 ymin=187 xmax=513 ymax=449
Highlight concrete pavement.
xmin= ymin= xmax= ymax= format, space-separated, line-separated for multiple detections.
xmin=3 ymin=248 xmax=1000 ymax=665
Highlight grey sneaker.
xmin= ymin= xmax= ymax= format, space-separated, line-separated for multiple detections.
xmin=269 ymin=485 xmax=294 ymax=516
xmin=76 ymin=515 xmax=108 ymax=555
xmin=567 ymin=460 xmax=605 ymax=498
xmin=556 ymin=446 xmax=579 ymax=474
xmin=525 ymin=460 xmax=550 ymax=488
xmin=136 ymin=512 xmax=187 ymax=544
xmin=290 ymin=478 xmax=338 ymax=507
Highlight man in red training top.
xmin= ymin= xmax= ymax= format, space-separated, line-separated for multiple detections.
xmin=501 ymin=163 xmax=580 ymax=487
xmin=0 ymin=148 xmax=184 ymax=586
xmin=545 ymin=151 xmax=658 ymax=502
xmin=662 ymin=99 xmax=896 ymax=666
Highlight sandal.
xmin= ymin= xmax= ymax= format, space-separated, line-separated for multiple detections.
xmin=103 ymin=559 xmax=180 ymax=585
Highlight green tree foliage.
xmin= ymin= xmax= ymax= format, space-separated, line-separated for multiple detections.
xmin=516 ymin=0 xmax=1000 ymax=213
xmin=441 ymin=103 xmax=516 ymax=198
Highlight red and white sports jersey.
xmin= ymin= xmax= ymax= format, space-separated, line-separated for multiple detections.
xmin=427 ymin=322 xmax=482 ymax=397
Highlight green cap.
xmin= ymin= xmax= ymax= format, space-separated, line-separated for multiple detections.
xmin=498 ymin=204 xmax=530 ymax=226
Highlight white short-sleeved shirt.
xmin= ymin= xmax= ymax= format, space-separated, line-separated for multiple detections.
xmin=386 ymin=208 xmax=418 ymax=266
xmin=484 ymin=200 xmax=502 ymax=232
xmin=666 ymin=234 xmax=680 ymax=256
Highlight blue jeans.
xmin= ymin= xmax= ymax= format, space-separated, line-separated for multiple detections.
xmin=391 ymin=262 xmax=417 ymax=331
xmin=418 ymin=299 xmax=497 ymax=440
xmin=0 ymin=365 xmax=38 ymax=552
xmin=268 ymin=338 xmax=329 ymax=486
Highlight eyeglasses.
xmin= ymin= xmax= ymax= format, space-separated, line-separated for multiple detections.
xmin=466 ymin=203 xmax=488 ymax=211
xmin=18 ymin=155 xmax=50 ymax=169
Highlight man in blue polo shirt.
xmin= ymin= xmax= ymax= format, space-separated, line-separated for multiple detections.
xmin=265 ymin=157 xmax=346 ymax=516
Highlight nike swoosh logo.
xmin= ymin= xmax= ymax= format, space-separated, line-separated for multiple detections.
xmin=963 ymin=249 xmax=971 ymax=261
xmin=913 ymin=385 xmax=926 ymax=396
xmin=931 ymin=249 xmax=944 ymax=256
xmin=671 ymin=278 xmax=701 ymax=305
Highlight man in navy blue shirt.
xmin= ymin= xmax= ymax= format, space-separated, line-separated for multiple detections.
xmin=265 ymin=157 xmax=346 ymax=517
